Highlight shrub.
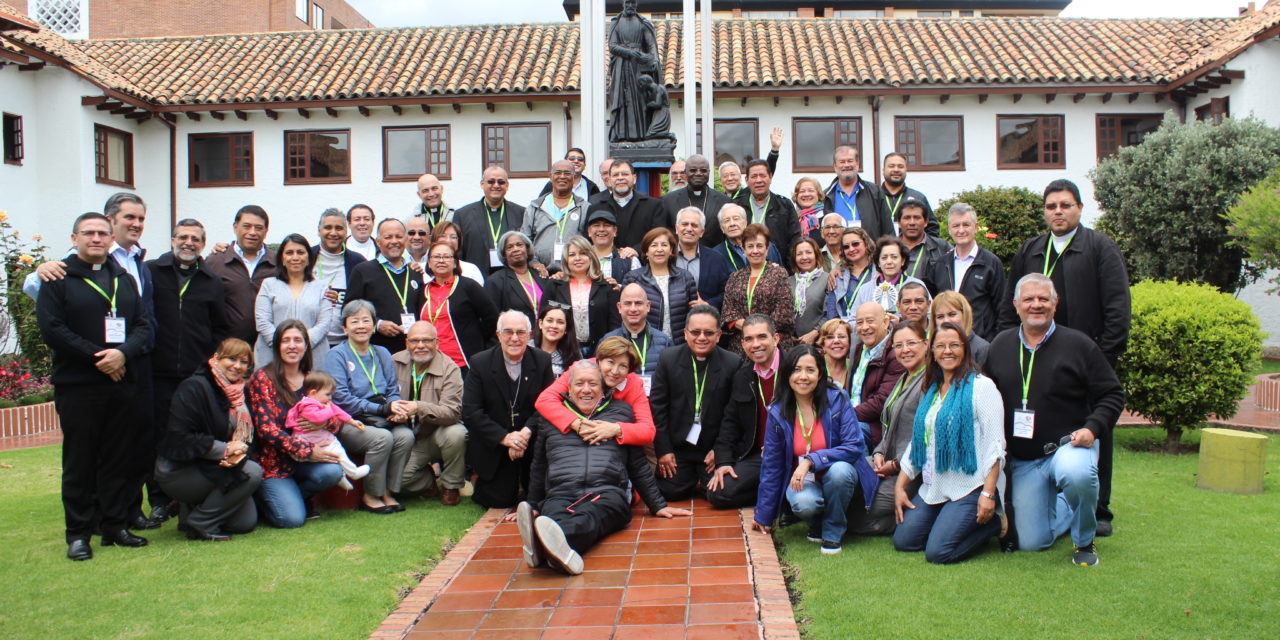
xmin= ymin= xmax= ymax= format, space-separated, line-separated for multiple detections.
xmin=0 ymin=210 xmax=51 ymax=377
xmin=937 ymin=185 xmax=1044 ymax=266
xmin=0 ymin=355 xmax=51 ymax=404
xmin=1119 ymin=280 xmax=1262 ymax=452
xmin=1224 ymin=164 xmax=1280 ymax=293
xmin=1092 ymin=117 xmax=1280 ymax=293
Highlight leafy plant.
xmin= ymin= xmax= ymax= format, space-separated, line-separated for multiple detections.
xmin=1119 ymin=280 xmax=1262 ymax=451
xmin=1224 ymin=163 xmax=1280 ymax=293
xmin=937 ymin=185 xmax=1045 ymax=266
xmin=0 ymin=355 xmax=51 ymax=404
xmin=1092 ymin=117 xmax=1280 ymax=293
xmin=0 ymin=209 xmax=51 ymax=377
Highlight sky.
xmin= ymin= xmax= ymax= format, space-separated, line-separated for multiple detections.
xmin=345 ymin=0 xmax=1253 ymax=28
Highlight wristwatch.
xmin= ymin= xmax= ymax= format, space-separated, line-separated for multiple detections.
xmin=980 ymin=490 xmax=995 ymax=500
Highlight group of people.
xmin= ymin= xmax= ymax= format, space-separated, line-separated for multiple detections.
xmin=34 ymin=139 xmax=1129 ymax=573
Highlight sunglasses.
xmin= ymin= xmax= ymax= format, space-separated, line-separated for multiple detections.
xmin=485 ymin=179 xmax=508 ymax=186
xmin=406 ymin=230 xmax=430 ymax=236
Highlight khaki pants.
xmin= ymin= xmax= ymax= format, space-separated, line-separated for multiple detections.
xmin=401 ymin=424 xmax=467 ymax=493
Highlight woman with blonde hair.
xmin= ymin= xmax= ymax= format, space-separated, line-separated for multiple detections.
xmin=547 ymin=235 xmax=620 ymax=355
xmin=792 ymin=176 xmax=826 ymax=237
xmin=817 ymin=318 xmax=853 ymax=391
xmin=931 ymin=291 xmax=990 ymax=366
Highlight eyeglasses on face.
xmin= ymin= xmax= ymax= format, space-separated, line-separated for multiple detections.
xmin=499 ymin=328 xmax=531 ymax=338
xmin=430 ymin=254 xmax=455 ymax=261
xmin=842 ymin=241 xmax=864 ymax=249
xmin=822 ymin=224 xmax=845 ymax=231
xmin=406 ymin=230 xmax=430 ymax=236
xmin=552 ymin=170 xmax=575 ymax=176
xmin=932 ymin=343 xmax=965 ymax=353
xmin=485 ymin=179 xmax=509 ymax=186
xmin=686 ymin=329 xmax=720 ymax=337
xmin=566 ymin=156 xmax=586 ymax=162
xmin=1044 ymin=202 xmax=1078 ymax=211
xmin=892 ymin=339 xmax=926 ymax=350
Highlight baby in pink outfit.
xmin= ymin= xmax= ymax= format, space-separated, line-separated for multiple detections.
xmin=286 ymin=371 xmax=370 ymax=490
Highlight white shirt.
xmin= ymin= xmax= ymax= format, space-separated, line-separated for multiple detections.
xmin=417 ymin=251 xmax=486 ymax=286
xmin=346 ymin=236 xmax=378 ymax=261
xmin=109 ymin=242 xmax=144 ymax=294
xmin=900 ymin=374 xmax=1006 ymax=506
xmin=952 ymin=243 xmax=977 ymax=291
xmin=314 ymin=248 xmax=347 ymax=290
xmin=233 ymin=243 xmax=265 ymax=275
xmin=1051 ymin=227 xmax=1077 ymax=255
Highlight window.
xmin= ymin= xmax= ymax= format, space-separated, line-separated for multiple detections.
xmin=483 ymin=123 xmax=551 ymax=178
xmin=32 ymin=0 xmax=87 ymax=39
xmin=383 ymin=126 xmax=450 ymax=181
xmin=742 ymin=11 xmax=798 ymax=17
xmin=312 ymin=4 xmax=324 ymax=29
xmin=285 ymin=129 xmax=350 ymax=184
xmin=959 ymin=10 xmax=975 ymax=17
xmin=1096 ymin=114 xmax=1162 ymax=160
xmin=1195 ymin=98 xmax=1229 ymax=125
xmin=295 ymin=0 xmax=308 ymax=22
xmin=791 ymin=117 xmax=860 ymax=171
xmin=832 ymin=10 xmax=884 ymax=17
xmin=918 ymin=10 xmax=952 ymax=17
xmin=996 ymin=115 xmax=1064 ymax=169
xmin=895 ymin=116 xmax=964 ymax=171
xmin=189 ymin=132 xmax=253 ymax=187
xmin=3 ymin=113 xmax=22 ymax=165
xmin=94 ymin=124 xmax=133 ymax=187
xmin=696 ymin=119 xmax=760 ymax=168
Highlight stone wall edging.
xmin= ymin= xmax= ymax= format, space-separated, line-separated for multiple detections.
xmin=0 ymin=401 xmax=59 ymax=439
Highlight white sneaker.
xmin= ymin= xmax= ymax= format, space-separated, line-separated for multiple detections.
xmin=516 ymin=502 xmax=542 ymax=569
xmin=349 ymin=464 xmax=371 ymax=480
xmin=535 ymin=515 xmax=583 ymax=575
xmin=337 ymin=476 xmax=354 ymax=491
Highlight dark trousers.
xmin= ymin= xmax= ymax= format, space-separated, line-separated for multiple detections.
xmin=1097 ymin=427 xmax=1114 ymax=522
xmin=540 ymin=489 xmax=633 ymax=553
xmin=137 ymin=372 xmax=183 ymax=512
xmin=472 ymin=456 xmax=530 ymax=510
xmin=657 ymin=450 xmax=712 ymax=502
xmin=155 ymin=458 xmax=262 ymax=534
xmin=847 ymin=473 xmax=918 ymax=536
xmin=54 ymin=383 xmax=140 ymax=542
xmin=705 ymin=452 xmax=762 ymax=510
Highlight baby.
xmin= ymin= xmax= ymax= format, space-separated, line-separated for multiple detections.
xmin=286 ymin=371 xmax=370 ymax=490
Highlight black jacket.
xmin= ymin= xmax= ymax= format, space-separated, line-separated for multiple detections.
xmin=345 ymin=259 xmax=424 ymax=353
xmin=424 ymin=276 xmax=499 ymax=367
xmin=527 ymin=395 xmax=667 ymax=515
xmin=881 ymin=184 xmax=941 ymax=237
xmin=733 ymin=190 xmax=803 ymax=255
xmin=928 ymin=245 xmax=1007 ymax=342
xmin=204 ymin=247 xmax=277 ymax=345
xmin=650 ymin=344 xmax=742 ymax=459
xmin=661 ymin=186 xmax=735 ymax=248
xmin=484 ymin=267 xmax=551 ymax=329
xmin=998 ymin=226 xmax=1132 ymax=367
xmin=600 ymin=248 xmax=637 ymax=281
xmin=453 ymin=199 xmax=526 ymax=274
xmin=586 ymin=191 xmax=669 ymax=250
xmin=147 ymin=253 xmax=229 ymax=379
xmin=37 ymin=255 xmax=152 ymax=385
xmin=714 ymin=359 xmax=771 ymax=466
xmin=545 ymin=278 xmax=620 ymax=352
xmin=462 ymin=346 xmax=554 ymax=481
xmin=157 ymin=368 xmax=251 ymax=489
xmin=904 ymin=235 xmax=953 ymax=294
xmin=822 ymin=177 xmax=896 ymax=241
xmin=621 ymin=265 xmax=699 ymax=344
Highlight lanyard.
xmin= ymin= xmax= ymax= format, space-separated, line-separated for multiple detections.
xmin=925 ymin=390 xmax=944 ymax=448
xmin=516 ymin=271 xmax=541 ymax=312
xmin=884 ymin=191 xmax=904 ymax=221
xmin=485 ymin=202 xmax=505 ymax=247
xmin=691 ymin=356 xmax=708 ymax=419
xmin=1018 ymin=344 xmax=1037 ymax=410
xmin=81 ymin=275 xmax=121 ymax=316
xmin=349 ymin=342 xmax=380 ymax=395
xmin=723 ymin=241 xmax=742 ymax=270
xmin=756 ymin=372 xmax=772 ymax=408
xmin=382 ymin=265 xmax=410 ymax=313
xmin=410 ymin=363 xmax=427 ymax=402
xmin=178 ymin=276 xmax=193 ymax=300
xmin=907 ymin=244 xmax=927 ymax=279
xmin=883 ymin=368 xmax=922 ymax=427
xmin=1042 ymin=234 xmax=1074 ymax=278
xmin=751 ymin=195 xmax=770 ymax=224
xmin=745 ymin=267 xmax=765 ymax=313
xmin=837 ymin=186 xmax=860 ymax=220
xmin=563 ymin=398 xmax=609 ymax=421
xmin=552 ymin=200 xmax=573 ymax=239
xmin=843 ymin=267 xmax=871 ymax=316
xmin=850 ymin=347 xmax=874 ymax=404
xmin=425 ymin=278 xmax=458 ymax=323
xmin=630 ymin=332 xmax=650 ymax=372
xmin=422 ymin=205 xmax=445 ymax=228
xmin=793 ymin=271 xmax=816 ymax=313
xmin=797 ymin=405 xmax=816 ymax=455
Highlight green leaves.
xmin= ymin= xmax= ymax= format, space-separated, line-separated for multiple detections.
xmin=937 ymin=185 xmax=1045 ymax=265
xmin=1224 ymin=164 xmax=1280 ymax=293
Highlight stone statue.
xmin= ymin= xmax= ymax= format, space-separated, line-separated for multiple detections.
xmin=608 ymin=0 xmax=662 ymax=143
xmin=640 ymin=74 xmax=675 ymax=140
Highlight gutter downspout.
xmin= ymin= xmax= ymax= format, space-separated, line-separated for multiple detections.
xmin=870 ymin=96 xmax=882 ymax=185
xmin=157 ymin=115 xmax=177 ymax=229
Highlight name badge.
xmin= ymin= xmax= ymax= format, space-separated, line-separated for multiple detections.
xmin=640 ymin=373 xmax=653 ymax=396
xmin=685 ymin=418 xmax=702 ymax=445
xmin=489 ymin=249 xmax=501 ymax=266
xmin=104 ymin=316 xmax=126 ymax=344
xmin=847 ymin=219 xmax=861 ymax=229
xmin=553 ymin=242 xmax=565 ymax=262
xmin=1013 ymin=409 xmax=1035 ymax=439
xmin=922 ymin=460 xmax=934 ymax=486
xmin=400 ymin=313 xmax=416 ymax=331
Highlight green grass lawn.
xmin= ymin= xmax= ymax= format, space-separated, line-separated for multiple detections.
xmin=778 ymin=428 xmax=1280 ymax=640
xmin=0 ymin=445 xmax=483 ymax=640
xmin=1256 ymin=358 xmax=1280 ymax=376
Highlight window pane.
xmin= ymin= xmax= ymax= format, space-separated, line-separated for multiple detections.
xmin=192 ymin=136 xmax=231 ymax=182
xmin=998 ymin=118 xmax=1040 ymax=164
xmin=508 ymin=126 xmax=548 ymax=173
xmin=313 ymin=5 xmax=324 ymax=29
xmin=1120 ymin=116 xmax=1160 ymax=147
xmin=918 ymin=120 xmax=961 ymax=166
xmin=106 ymin=131 xmax=128 ymax=183
xmin=795 ymin=121 xmax=836 ymax=168
xmin=309 ymin=132 xmax=349 ymax=178
xmin=295 ymin=0 xmax=307 ymax=21
xmin=714 ymin=121 xmax=756 ymax=167
xmin=386 ymin=129 xmax=427 ymax=176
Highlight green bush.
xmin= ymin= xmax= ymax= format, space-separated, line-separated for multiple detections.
xmin=0 ymin=210 xmax=51 ymax=378
xmin=1092 ymin=117 xmax=1280 ymax=293
xmin=1224 ymin=164 xmax=1280 ymax=293
xmin=937 ymin=185 xmax=1044 ymax=266
xmin=1120 ymin=280 xmax=1262 ymax=451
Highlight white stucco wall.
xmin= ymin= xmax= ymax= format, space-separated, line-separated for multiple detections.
xmin=1186 ymin=36 xmax=1280 ymax=127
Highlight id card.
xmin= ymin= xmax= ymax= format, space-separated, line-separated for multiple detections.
xmin=640 ymin=373 xmax=653 ymax=396
xmin=104 ymin=316 xmax=126 ymax=344
xmin=1013 ymin=409 xmax=1035 ymax=439
xmin=921 ymin=460 xmax=934 ymax=486
xmin=400 ymin=313 xmax=416 ymax=331
xmin=553 ymin=242 xmax=565 ymax=262
xmin=685 ymin=418 xmax=702 ymax=445
xmin=489 ymin=249 xmax=501 ymax=267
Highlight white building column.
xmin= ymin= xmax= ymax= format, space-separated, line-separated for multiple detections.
xmin=700 ymin=0 xmax=714 ymax=158
xmin=580 ymin=0 xmax=607 ymax=168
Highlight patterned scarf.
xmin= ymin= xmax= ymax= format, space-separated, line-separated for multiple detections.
xmin=909 ymin=371 xmax=976 ymax=474
xmin=798 ymin=202 xmax=825 ymax=236
xmin=207 ymin=356 xmax=253 ymax=445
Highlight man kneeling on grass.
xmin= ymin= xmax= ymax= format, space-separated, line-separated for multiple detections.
xmin=514 ymin=360 xmax=691 ymax=574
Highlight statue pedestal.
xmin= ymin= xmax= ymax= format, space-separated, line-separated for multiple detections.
xmin=610 ymin=139 xmax=676 ymax=166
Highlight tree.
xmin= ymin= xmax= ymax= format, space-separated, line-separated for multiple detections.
xmin=1092 ymin=117 xmax=1280 ymax=292
xmin=1224 ymin=164 xmax=1280 ymax=293
xmin=1120 ymin=280 xmax=1262 ymax=452
xmin=937 ymin=185 xmax=1044 ymax=266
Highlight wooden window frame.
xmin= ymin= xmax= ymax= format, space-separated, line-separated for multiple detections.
xmin=2 ymin=113 xmax=22 ymax=166
xmin=791 ymin=117 xmax=861 ymax=172
xmin=893 ymin=116 xmax=965 ymax=172
xmin=696 ymin=118 xmax=761 ymax=167
xmin=1095 ymin=113 xmax=1162 ymax=160
xmin=94 ymin=123 xmax=134 ymax=188
xmin=996 ymin=114 xmax=1065 ymax=170
xmin=1196 ymin=97 xmax=1230 ymax=125
xmin=284 ymin=128 xmax=352 ymax=185
xmin=188 ymin=132 xmax=254 ymax=188
xmin=482 ymin=122 xmax=552 ymax=179
xmin=382 ymin=125 xmax=451 ymax=182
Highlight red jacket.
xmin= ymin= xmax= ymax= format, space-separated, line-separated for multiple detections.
xmin=534 ymin=361 xmax=656 ymax=446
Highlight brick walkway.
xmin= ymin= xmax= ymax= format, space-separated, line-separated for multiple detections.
xmin=378 ymin=498 xmax=800 ymax=640
xmin=0 ymin=431 xmax=61 ymax=452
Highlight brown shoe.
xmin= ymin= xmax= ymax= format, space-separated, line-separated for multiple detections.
xmin=441 ymin=487 xmax=461 ymax=506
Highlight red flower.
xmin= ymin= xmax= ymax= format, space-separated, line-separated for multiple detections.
xmin=984 ymin=232 xmax=998 ymax=239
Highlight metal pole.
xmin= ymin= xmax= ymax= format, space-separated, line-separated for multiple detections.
xmin=683 ymin=0 xmax=697 ymax=159
xmin=700 ymin=0 xmax=713 ymax=160
xmin=591 ymin=0 xmax=606 ymax=166
xmin=579 ymin=1 xmax=594 ymax=165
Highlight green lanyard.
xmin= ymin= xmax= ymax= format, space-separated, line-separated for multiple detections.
xmin=316 ymin=249 xmax=343 ymax=283
xmin=751 ymin=195 xmax=770 ymax=224
xmin=850 ymin=347 xmax=874 ymax=404
xmin=882 ymin=368 xmax=922 ymax=427
xmin=1042 ymin=234 xmax=1074 ymax=278
xmin=843 ymin=267 xmax=871 ymax=316
xmin=884 ymin=191 xmax=904 ymax=221
xmin=349 ymin=342 xmax=380 ymax=395
xmin=630 ymin=332 xmax=650 ymax=372
xmin=382 ymin=264 xmax=410 ymax=314
xmin=563 ymin=398 xmax=609 ymax=421
xmin=724 ymin=241 xmax=742 ymax=270
xmin=81 ymin=275 xmax=121 ymax=316
xmin=691 ymin=356 xmax=708 ymax=419
xmin=425 ymin=277 xmax=459 ymax=323
xmin=552 ymin=200 xmax=573 ymax=239
xmin=925 ymin=390 xmax=944 ymax=448
xmin=410 ymin=363 xmax=427 ymax=402
xmin=907 ymin=244 xmax=927 ymax=279
xmin=485 ymin=203 xmax=505 ymax=247
xmin=517 ymin=271 xmax=541 ymax=312
xmin=745 ymin=267 xmax=766 ymax=313
xmin=178 ymin=276 xmax=193 ymax=300
xmin=797 ymin=404 xmax=816 ymax=454
xmin=1018 ymin=345 xmax=1037 ymax=410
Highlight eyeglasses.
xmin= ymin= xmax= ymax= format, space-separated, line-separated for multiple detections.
xmin=407 ymin=337 xmax=438 ymax=345
xmin=566 ymin=156 xmax=586 ymax=162
xmin=430 ymin=254 xmax=455 ymax=261
xmin=686 ymin=329 xmax=720 ymax=337
xmin=406 ymin=230 xmax=430 ymax=236
xmin=499 ymin=329 xmax=531 ymax=338
xmin=485 ymin=179 xmax=508 ymax=186
xmin=552 ymin=170 xmax=575 ymax=176
xmin=822 ymin=224 xmax=845 ymax=231
xmin=1044 ymin=202 xmax=1078 ymax=211
xmin=932 ymin=343 xmax=965 ymax=353
xmin=892 ymin=339 xmax=926 ymax=350
xmin=546 ymin=300 xmax=572 ymax=311
xmin=842 ymin=242 xmax=864 ymax=249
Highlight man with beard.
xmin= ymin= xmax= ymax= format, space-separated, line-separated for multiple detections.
xmin=586 ymin=159 xmax=667 ymax=251
xmin=395 ymin=322 xmax=467 ymax=506
xmin=663 ymin=154 xmax=734 ymax=248
xmin=607 ymin=0 xmax=660 ymax=142
xmin=455 ymin=166 xmax=525 ymax=274
xmin=880 ymin=153 xmax=940 ymax=237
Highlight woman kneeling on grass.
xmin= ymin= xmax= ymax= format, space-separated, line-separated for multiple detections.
xmin=751 ymin=344 xmax=879 ymax=554
xmin=892 ymin=322 xmax=1006 ymax=564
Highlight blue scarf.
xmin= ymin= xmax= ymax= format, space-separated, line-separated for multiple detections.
xmin=909 ymin=371 xmax=977 ymax=474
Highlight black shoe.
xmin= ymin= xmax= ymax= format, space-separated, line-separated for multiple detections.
xmin=778 ymin=510 xmax=801 ymax=529
xmin=387 ymin=502 xmax=406 ymax=513
xmin=130 ymin=514 xmax=162 ymax=531
xmin=1072 ymin=542 xmax=1099 ymax=567
xmin=101 ymin=530 xmax=149 ymax=547
xmin=184 ymin=527 xmax=231 ymax=542
xmin=1095 ymin=519 xmax=1113 ymax=537
xmin=305 ymin=501 xmax=321 ymax=520
xmin=357 ymin=501 xmax=396 ymax=515
xmin=67 ymin=539 xmax=93 ymax=561
xmin=149 ymin=501 xmax=178 ymax=523
xmin=1000 ymin=537 xmax=1017 ymax=553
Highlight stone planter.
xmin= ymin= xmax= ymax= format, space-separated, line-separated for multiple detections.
xmin=1257 ymin=374 xmax=1280 ymax=412
xmin=0 ymin=401 xmax=60 ymax=438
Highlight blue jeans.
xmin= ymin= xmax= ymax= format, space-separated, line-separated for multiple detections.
xmin=1009 ymin=442 xmax=1099 ymax=549
xmin=256 ymin=462 xmax=343 ymax=529
xmin=892 ymin=487 xmax=999 ymax=564
xmin=786 ymin=461 xmax=858 ymax=543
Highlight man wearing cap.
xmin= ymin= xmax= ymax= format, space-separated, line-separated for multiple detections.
xmin=586 ymin=159 xmax=667 ymax=251
xmin=582 ymin=209 xmax=637 ymax=282
xmin=455 ymin=166 xmax=526 ymax=274
xmin=880 ymin=152 xmax=940 ymax=237
xmin=898 ymin=196 xmax=952 ymax=293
